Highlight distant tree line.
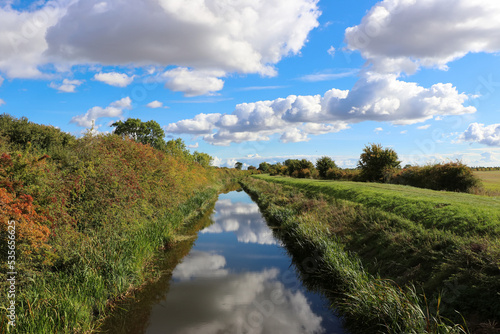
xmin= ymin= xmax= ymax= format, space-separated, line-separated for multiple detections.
xmin=249 ymin=143 xmax=482 ymax=193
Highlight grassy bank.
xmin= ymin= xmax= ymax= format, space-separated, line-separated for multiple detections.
xmin=0 ymin=116 xmax=241 ymax=332
xmin=254 ymin=175 xmax=500 ymax=236
xmin=242 ymin=176 xmax=500 ymax=333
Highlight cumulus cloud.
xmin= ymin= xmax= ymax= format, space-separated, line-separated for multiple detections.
xmin=0 ymin=2 xmax=68 ymax=78
xmin=345 ymin=0 xmax=500 ymax=74
xmin=43 ymin=0 xmax=320 ymax=76
xmin=94 ymin=72 xmax=134 ymax=87
xmin=163 ymin=68 xmax=225 ymax=97
xmin=70 ymin=96 xmax=132 ymax=128
xmin=49 ymin=78 xmax=83 ymax=93
xmin=146 ymin=100 xmax=163 ymax=109
xmin=166 ymin=73 xmax=475 ymax=145
xmin=374 ymin=127 xmax=383 ymax=133
xmin=417 ymin=124 xmax=431 ymax=130
xmin=460 ymin=123 xmax=500 ymax=146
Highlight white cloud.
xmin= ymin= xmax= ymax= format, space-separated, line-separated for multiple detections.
xmin=299 ymin=69 xmax=358 ymax=82
xmin=49 ymin=78 xmax=83 ymax=93
xmin=0 ymin=2 xmax=68 ymax=78
xmin=71 ymin=96 xmax=132 ymax=128
xmin=94 ymin=72 xmax=134 ymax=87
xmin=374 ymin=127 xmax=383 ymax=133
xmin=327 ymin=46 xmax=335 ymax=57
xmin=460 ymin=123 xmax=500 ymax=146
xmin=163 ymin=68 xmax=225 ymax=97
xmin=0 ymin=99 xmax=4 ymax=106
xmin=146 ymin=100 xmax=163 ymax=109
xmin=400 ymin=130 xmax=407 ymax=134
xmin=417 ymin=124 xmax=431 ymax=130
xmin=188 ymin=142 xmax=199 ymax=149
xmin=40 ymin=0 xmax=320 ymax=77
xmin=166 ymin=73 xmax=475 ymax=145
xmin=345 ymin=0 xmax=500 ymax=74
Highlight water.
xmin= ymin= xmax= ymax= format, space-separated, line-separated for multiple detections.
xmin=100 ymin=190 xmax=346 ymax=334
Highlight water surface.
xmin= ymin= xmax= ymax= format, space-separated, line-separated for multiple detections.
xmin=101 ymin=190 xmax=346 ymax=334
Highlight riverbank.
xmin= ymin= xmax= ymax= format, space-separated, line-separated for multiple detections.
xmin=0 ymin=116 xmax=243 ymax=332
xmin=241 ymin=176 xmax=500 ymax=333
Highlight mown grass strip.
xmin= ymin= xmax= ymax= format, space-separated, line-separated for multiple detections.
xmin=254 ymin=175 xmax=500 ymax=236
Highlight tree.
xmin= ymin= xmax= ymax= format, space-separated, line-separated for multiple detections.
xmin=258 ymin=162 xmax=271 ymax=173
xmin=111 ymin=118 xmax=165 ymax=150
xmin=193 ymin=151 xmax=213 ymax=168
xmin=235 ymin=162 xmax=243 ymax=170
xmin=165 ymin=138 xmax=191 ymax=160
xmin=358 ymin=143 xmax=401 ymax=182
xmin=316 ymin=156 xmax=337 ymax=178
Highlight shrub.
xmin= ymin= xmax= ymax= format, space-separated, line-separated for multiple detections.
xmin=391 ymin=162 xmax=480 ymax=192
xmin=326 ymin=167 xmax=344 ymax=180
xmin=298 ymin=168 xmax=312 ymax=179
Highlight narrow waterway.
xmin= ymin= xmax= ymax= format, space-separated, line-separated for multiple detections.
xmin=100 ymin=190 xmax=346 ymax=334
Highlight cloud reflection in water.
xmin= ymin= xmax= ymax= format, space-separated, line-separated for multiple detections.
xmin=148 ymin=250 xmax=325 ymax=334
xmin=201 ymin=199 xmax=277 ymax=245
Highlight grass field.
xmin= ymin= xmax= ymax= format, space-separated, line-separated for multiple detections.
xmin=475 ymin=170 xmax=500 ymax=192
xmin=245 ymin=175 xmax=500 ymax=332
xmin=254 ymin=175 xmax=500 ymax=236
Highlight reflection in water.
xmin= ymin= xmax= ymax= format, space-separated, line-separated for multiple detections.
xmin=100 ymin=190 xmax=346 ymax=334
xmin=172 ymin=250 xmax=228 ymax=281
xmin=201 ymin=197 xmax=277 ymax=245
xmin=148 ymin=250 xmax=324 ymax=334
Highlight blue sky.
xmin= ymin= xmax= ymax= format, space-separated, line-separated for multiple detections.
xmin=1 ymin=0 xmax=499 ymax=168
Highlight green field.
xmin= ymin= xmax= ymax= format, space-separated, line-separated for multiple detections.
xmin=254 ymin=175 xmax=500 ymax=236
xmin=246 ymin=175 xmax=500 ymax=331
xmin=475 ymin=170 xmax=500 ymax=192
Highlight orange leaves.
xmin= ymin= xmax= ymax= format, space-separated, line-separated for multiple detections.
xmin=0 ymin=187 xmax=50 ymax=255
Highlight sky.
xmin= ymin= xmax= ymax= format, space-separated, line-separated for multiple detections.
xmin=1 ymin=0 xmax=500 ymax=168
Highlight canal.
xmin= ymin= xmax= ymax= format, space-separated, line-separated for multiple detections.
xmin=100 ymin=190 xmax=347 ymax=334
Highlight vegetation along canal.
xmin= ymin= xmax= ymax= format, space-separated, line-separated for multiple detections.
xmin=99 ymin=189 xmax=346 ymax=334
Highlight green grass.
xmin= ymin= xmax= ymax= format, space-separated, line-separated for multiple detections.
xmin=243 ymin=175 xmax=500 ymax=332
xmin=241 ymin=177 xmax=474 ymax=334
xmin=475 ymin=170 xmax=500 ymax=192
xmin=254 ymin=175 xmax=500 ymax=236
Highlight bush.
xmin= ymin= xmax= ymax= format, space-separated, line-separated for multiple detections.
xmin=298 ymin=168 xmax=312 ymax=179
xmin=391 ymin=162 xmax=480 ymax=192
xmin=326 ymin=167 xmax=344 ymax=180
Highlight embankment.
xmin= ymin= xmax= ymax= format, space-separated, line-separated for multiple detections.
xmin=0 ymin=119 xmax=241 ymax=333
xmin=241 ymin=176 xmax=500 ymax=333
